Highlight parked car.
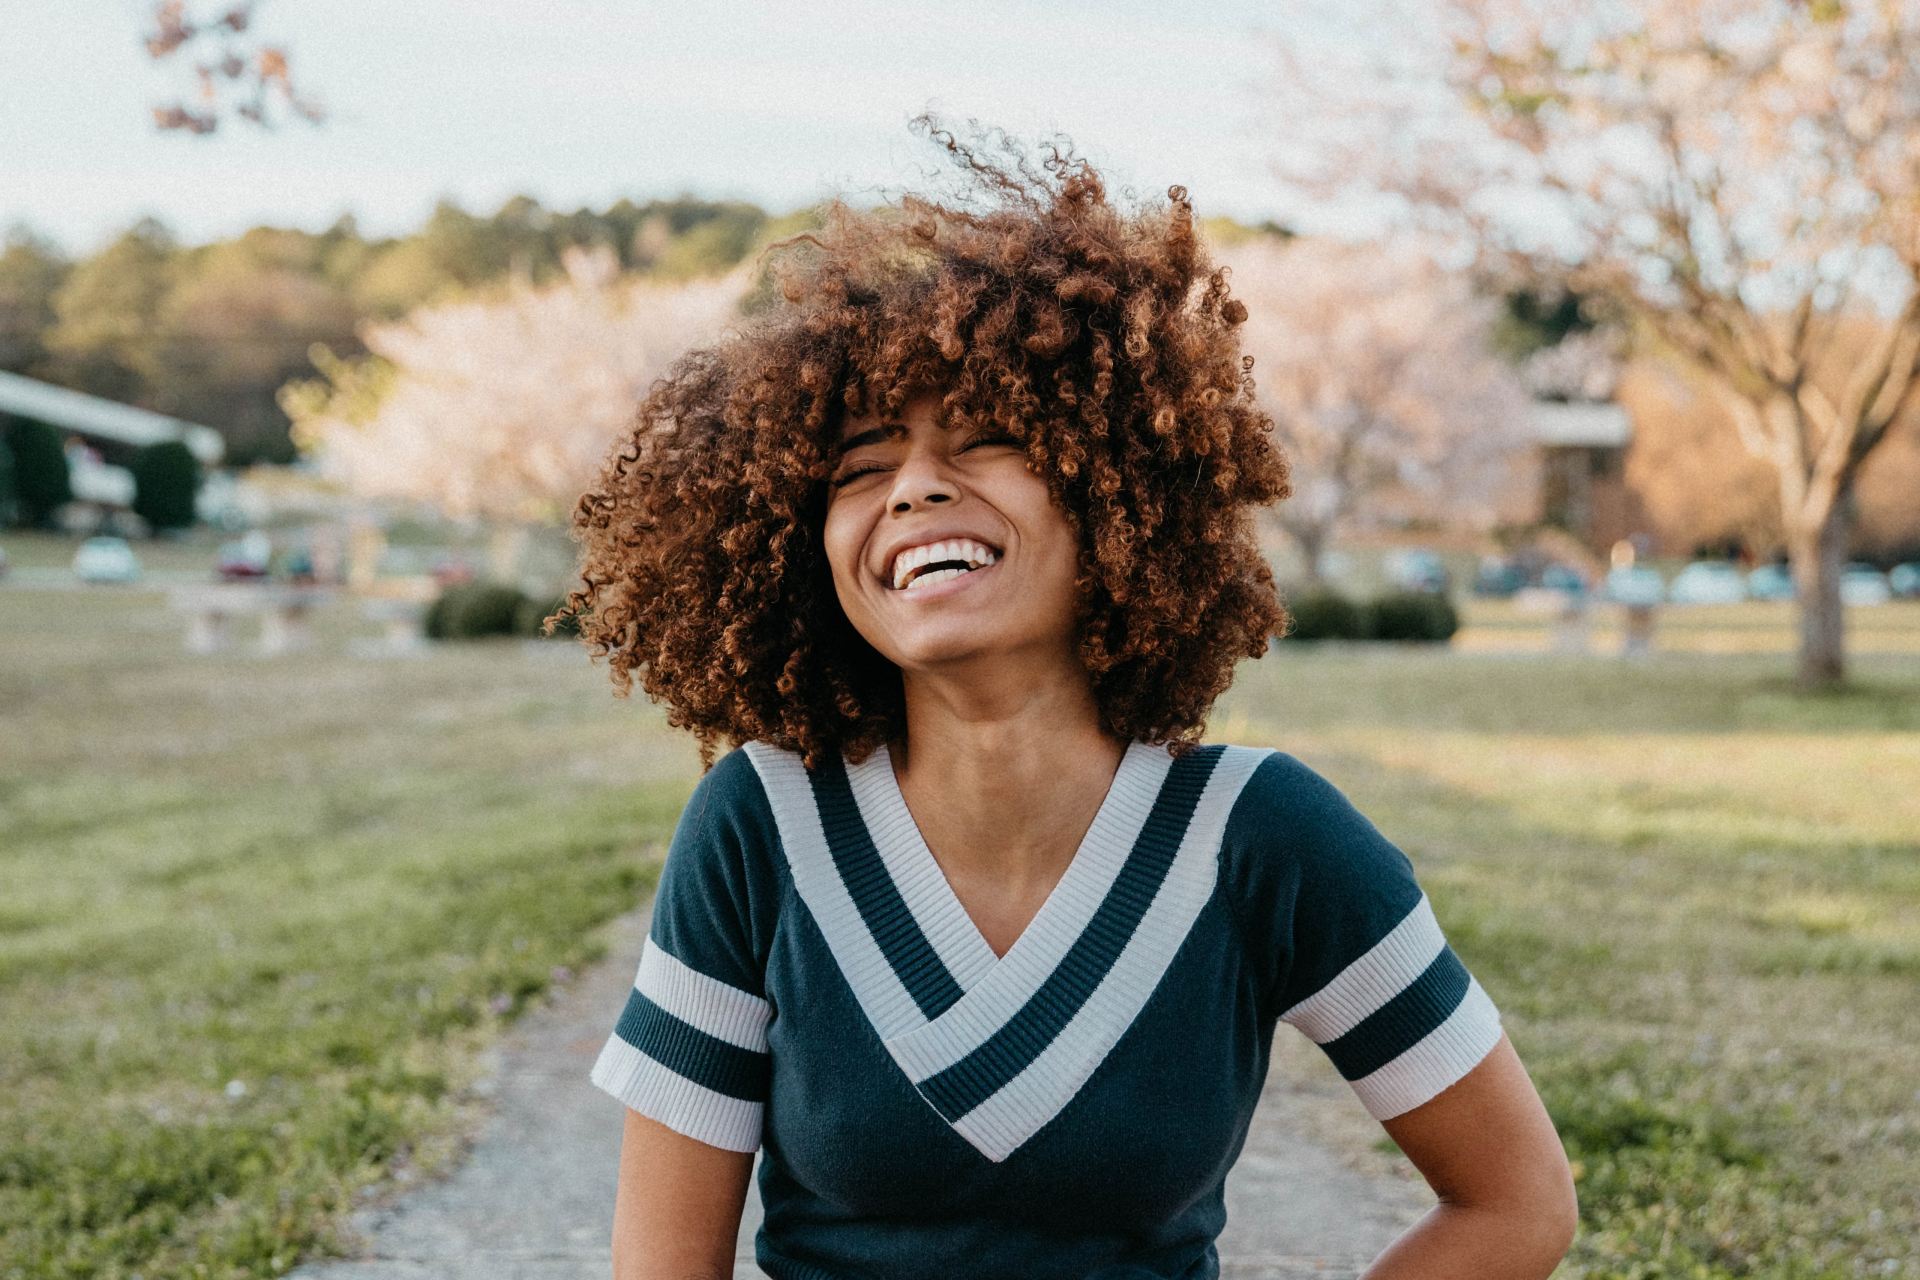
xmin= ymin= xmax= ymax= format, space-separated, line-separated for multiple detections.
xmin=1746 ymin=562 xmax=1795 ymax=601
xmin=1840 ymin=563 xmax=1891 ymax=606
xmin=73 ymin=535 xmax=142 ymax=584
xmin=215 ymin=536 xmax=271 ymax=581
xmin=1383 ymin=547 xmax=1449 ymax=595
xmin=1472 ymin=555 xmax=1528 ymax=598
xmin=1539 ymin=563 xmax=1590 ymax=595
xmin=429 ymin=552 xmax=478 ymax=587
xmin=283 ymin=545 xmax=317 ymax=583
xmin=1601 ymin=564 xmax=1665 ymax=606
xmin=1890 ymin=562 xmax=1920 ymax=599
xmin=1668 ymin=560 xmax=1748 ymax=605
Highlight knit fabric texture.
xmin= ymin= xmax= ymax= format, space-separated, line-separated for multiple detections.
xmin=589 ymin=740 xmax=1504 ymax=1280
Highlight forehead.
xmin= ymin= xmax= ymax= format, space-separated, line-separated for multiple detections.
xmin=834 ymin=393 xmax=948 ymax=443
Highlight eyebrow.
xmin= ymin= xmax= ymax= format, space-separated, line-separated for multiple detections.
xmin=835 ymin=422 xmax=908 ymax=452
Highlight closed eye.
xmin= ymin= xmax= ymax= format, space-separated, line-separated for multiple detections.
xmin=830 ymin=463 xmax=885 ymax=489
xmin=829 ymin=432 xmax=1023 ymax=488
xmin=962 ymin=431 xmax=1023 ymax=451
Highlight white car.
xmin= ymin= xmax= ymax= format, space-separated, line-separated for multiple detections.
xmin=1667 ymin=560 xmax=1748 ymax=605
xmin=1601 ymin=565 xmax=1665 ymax=606
xmin=73 ymin=535 xmax=142 ymax=584
xmin=1840 ymin=564 xmax=1891 ymax=606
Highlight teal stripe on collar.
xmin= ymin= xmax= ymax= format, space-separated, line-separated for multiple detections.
xmin=916 ymin=745 xmax=1226 ymax=1121
xmin=809 ymin=752 xmax=969 ymax=1021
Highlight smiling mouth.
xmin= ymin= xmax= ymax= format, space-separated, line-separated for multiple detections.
xmin=888 ymin=557 xmax=1000 ymax=598
xmin=886 ymin=543 xmax=1002 ymax=592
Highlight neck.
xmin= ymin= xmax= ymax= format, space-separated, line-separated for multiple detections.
xmin=890 ymin=653 xmax=1129 ymax=889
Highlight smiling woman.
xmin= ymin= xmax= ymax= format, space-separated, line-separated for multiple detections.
xmin=559 ymin=114 xmax=1575 ymax=1280
xmin=563 ymin=112 xmax=1291 ymax=776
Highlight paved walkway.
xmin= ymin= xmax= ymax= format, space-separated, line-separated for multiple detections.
xmin=288 ymin=897 xmax=1430 ymax=1280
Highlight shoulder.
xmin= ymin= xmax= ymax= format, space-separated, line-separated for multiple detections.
xmin=687 ymin=742 xmax=777 ymax=825
xmin=663 ymin=742 xmax=789 ymax=895
xmin=648 ymin=744 xmax=790 ymax=985
xmin=1209 ymin=744 xmax=1455 ymax=1034
xmin=1214 ymin=745 xmax=1425 ymax=945
xmin=1220 ymin=746 xmax=1362 ymax=838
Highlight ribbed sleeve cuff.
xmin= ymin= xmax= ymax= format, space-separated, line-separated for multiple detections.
xmin=589 ymin=1034 xmax=765 ymax=1152
xmin=1347 ymin=975 xmax=1504 ymax=1120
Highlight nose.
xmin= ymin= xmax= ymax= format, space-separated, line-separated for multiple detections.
xmin=887 ymin=440 xmax=961 ymax=513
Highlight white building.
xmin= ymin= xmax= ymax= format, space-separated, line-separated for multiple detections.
xmin=0 ymin=370 xmax=229 ymax=530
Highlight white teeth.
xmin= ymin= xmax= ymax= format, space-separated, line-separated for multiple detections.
xmin=903 ymin=566 xmax=971 ymax=593
xmin=890 ymin=538 xmax=999 ymax=590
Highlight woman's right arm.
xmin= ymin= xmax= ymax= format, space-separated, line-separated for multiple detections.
xmin=612 ymin=1107 xmax=755 ymax=1280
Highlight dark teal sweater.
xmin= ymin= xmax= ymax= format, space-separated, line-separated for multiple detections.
xmin=590 ymin=739 xmax=1503 ymax=1279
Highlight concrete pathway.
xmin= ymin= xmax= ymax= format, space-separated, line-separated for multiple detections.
xmin=288 ymin=897 xmax=1430 ymax=1280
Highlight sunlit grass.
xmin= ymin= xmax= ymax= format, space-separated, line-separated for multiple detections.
xmin=1220 ymin=646 xmax=1920 ymax=1278
xmin=0 ymin=577 xmax=700 ymax=1280
xmin=1454 ymin=596 xmax=1920 ymax=655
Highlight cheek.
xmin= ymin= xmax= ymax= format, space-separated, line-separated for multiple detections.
xmin=1015 ymin=489 xmax=1081 ymax=572
xmin=820 ymin=508 xmax=866 ymax=596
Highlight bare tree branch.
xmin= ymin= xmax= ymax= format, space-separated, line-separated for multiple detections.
xmin=144 ymin=1 xmax=324 ymax=134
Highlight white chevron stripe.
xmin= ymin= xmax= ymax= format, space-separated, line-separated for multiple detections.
xmin=747 ymin=737 xmax=1276 ymax=1164
xmin=743 ymin=739 xmax=931 ymax=1040
xmin=1279 ymin=894 xmax=1447 ymax=1044
xmin=637 ymin=934 xmax=772 ymax=1053
xmin=843 ymin=745 xmax=1001 ymax=992
xmin=883 ymin=742 xmax=1174 ymax=1080
xmin=946 ymin=744 xmax=1274 ymax=1162
xmin=589 ymin=1033 xmax=764 ymax=1152
xmin=1347 ymin=974 xmax=1504 ymax=1121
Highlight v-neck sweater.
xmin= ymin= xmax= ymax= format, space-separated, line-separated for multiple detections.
xmin=589 ymin=739 xmax=1505 ymax=1280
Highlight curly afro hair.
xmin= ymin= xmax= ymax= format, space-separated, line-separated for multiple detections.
xmin=561 ymin=115 xmax=1293 ymax=773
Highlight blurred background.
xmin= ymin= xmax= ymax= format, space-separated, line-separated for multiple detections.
xmin=2 ymin=2 xmax=1916 ymax=1277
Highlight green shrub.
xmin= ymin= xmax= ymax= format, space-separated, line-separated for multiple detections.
xmin=1365 ymin=589 xmax=1459 ymax=642
xmin=1 ymin=417 xmax=71 ymax=528
xmin=0 ymin=433 xmax=17 ymax=527
xmin=514 ymin=593 xmax=581 ymax=639
xmin=424 ymin=581 xmax=527 ymax=640
xmin=131 ymin=440 xmax=201 ymax=531
xmin=1278 ymin=587 xmax=1459 ymax=643
xmin=1278 ymin=587 xmax=1369 ymax=641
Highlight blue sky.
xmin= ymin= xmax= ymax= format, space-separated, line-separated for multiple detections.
xmin=1 ymin=1 xmax=1380 ymax=254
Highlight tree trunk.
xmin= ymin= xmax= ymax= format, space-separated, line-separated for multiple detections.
xmin=1786 ymin=489 xmax=1852 ymax=689
xmin=1291 ymin=522 xmax=1331 ymax=587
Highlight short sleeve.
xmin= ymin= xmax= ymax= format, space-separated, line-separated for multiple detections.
xmin=588 ymin=747 xmax=777 ymax=1152
xmin=1222 ymin=751 xmax=1503 ymax=1121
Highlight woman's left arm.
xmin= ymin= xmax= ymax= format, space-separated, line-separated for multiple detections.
xmin=1361 ymin=1031 xmax=1579 ymax=1279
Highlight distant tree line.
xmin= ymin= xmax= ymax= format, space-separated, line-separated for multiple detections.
xmin=0 ymin=195 xmax=792 ymax=466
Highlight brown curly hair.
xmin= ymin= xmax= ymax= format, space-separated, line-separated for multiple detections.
xmin=560 ymin=116 xmax=1292 ymax=773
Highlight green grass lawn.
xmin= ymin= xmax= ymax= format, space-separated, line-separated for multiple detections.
xmin=0 ymin=577 xmax=700 ymax=1280
xmin=3 ymin=552 xmax=1916 ymax=1278
xmin=1216 ymin=649 xmax=1920 ymax=1278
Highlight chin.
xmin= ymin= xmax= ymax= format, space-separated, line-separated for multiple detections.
xmin=882 ymin=625 xmax=1016 ymax=671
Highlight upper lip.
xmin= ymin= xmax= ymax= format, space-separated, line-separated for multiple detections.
xmin=880 ymin=528 xmax=1004 ymax=589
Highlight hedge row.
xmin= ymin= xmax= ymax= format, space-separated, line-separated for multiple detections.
xmin=428 ymin=581 xmax=1453 ymax=645
xmin=424 ymin=581 xmax=581 ymax=641
xmin=0 ymin=420 xmax=202 ymax=530
xmin=1278 ymin=587 xmax=1458 ymax=643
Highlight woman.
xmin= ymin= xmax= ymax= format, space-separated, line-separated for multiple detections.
xmin=564 ymin=116 xmax=1577 ymax=1280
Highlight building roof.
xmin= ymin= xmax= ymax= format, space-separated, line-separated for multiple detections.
xmin=1530 ymin=397 xmax=1632 ymax=448
xmin=0 ymin=370 xmax=225 ymax=465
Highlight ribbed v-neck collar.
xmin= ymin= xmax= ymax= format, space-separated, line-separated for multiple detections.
xmin=848 ymin=738 xmax=1170 ymax=993
xmin=742 ymin=736 xmax=1272 ymax=1162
